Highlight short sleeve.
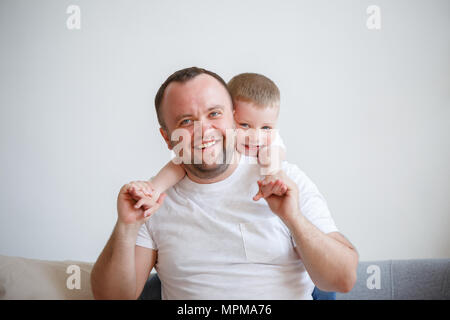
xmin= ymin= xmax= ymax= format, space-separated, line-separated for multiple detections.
xmin=283 ymin=163 xmax=339 ymax=246
xmin=136 ymin=222 xmax=157 ymax=250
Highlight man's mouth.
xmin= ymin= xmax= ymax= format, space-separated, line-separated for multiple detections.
xmin=195 ymin=139 xmax=218 ymax=150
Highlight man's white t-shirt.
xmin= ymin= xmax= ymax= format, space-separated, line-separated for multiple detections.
xmin=136 ymin=155 xmax=338 ymax=300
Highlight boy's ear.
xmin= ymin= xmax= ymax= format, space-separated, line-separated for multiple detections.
xmin=159 ymin=127 xmax=173 ymax=150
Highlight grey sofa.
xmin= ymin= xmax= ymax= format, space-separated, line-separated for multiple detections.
xmin=139 ymin=259 xmax=450 ymax=300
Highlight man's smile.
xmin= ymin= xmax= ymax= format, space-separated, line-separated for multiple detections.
xmin=195 ymin=139 xmax=218 ymax=150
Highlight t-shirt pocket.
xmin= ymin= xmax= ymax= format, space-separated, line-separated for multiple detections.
xmin=239 ymin=217 xmax=292 ymax=264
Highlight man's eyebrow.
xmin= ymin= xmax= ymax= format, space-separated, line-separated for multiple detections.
xmin=208 ymin=105 xmax=224 ymax=111
xmin=175 ymin=113 xmax=193 ymax=123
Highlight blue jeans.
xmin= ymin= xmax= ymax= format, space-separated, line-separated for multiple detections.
xmin=311 ymin=287 xmax=336 ymax=300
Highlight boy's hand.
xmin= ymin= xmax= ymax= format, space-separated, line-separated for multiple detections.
xmin=128 ymin=180 xmax=154 ymax=200
xmin=253 ymin=175 xmax=287 ymax=201
xmin=128 ymin=180 xmax=162 ymax=217
xmin=252 ymin=172 xmax=301 ymax=225
xmin=258 ymin=145 xmax=283 ymax=176
xmin=117 ymin=183 xmax=166 ymax=228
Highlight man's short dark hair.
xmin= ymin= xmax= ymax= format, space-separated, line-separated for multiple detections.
xmin=155 ymin=67 xmax=231 ymax=130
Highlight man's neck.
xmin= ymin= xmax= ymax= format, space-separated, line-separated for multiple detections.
xmin=185 ymin=151 xmax=241 ymax=184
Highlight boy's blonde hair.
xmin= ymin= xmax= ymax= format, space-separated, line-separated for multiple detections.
xmin=227 ymin=73 xmax=280 ymax=109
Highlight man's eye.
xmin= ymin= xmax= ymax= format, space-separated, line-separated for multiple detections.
xmin=180 ymin=119 xmax=192 ymax=126
xmin=240 ymin=123 xmax=249 ymax=129
xmin=210 ymin=111 xmax=221 ymax=117
xmin=261 ymin=126 xmax=272 ymax=130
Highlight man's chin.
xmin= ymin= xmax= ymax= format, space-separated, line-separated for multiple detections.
xmin=185 ymin=162 xmax=230 ymax=179
xmin=185 ymin=148 xmax=232 ymax=179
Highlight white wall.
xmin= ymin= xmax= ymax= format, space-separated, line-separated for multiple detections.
xmin=0 ymin=0 xmax=449 ymax=262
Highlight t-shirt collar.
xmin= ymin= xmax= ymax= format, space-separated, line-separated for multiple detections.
xmin=176 ymin=153 xmax=248 ymax=194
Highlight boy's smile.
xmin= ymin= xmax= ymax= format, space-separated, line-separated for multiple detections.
xmin=233 ymin=99 xmax=279 ymax=157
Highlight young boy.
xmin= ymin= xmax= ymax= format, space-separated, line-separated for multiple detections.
xmin=130 ymin=73 xmax=288 ymax=216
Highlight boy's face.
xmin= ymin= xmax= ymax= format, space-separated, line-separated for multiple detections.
xmin=233 ymin=99 xmax=279 ymax=157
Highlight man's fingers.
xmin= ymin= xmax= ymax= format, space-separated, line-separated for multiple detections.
xmin=156 ymin=193 xmax=167 ymax=204
xmin=134 ymin=198 xmax=148 ymax=209
xmin=135 ymin=181 xmax=148 ymax=193
xmin=128 ymin=181 xmax=153 ymax=197
xmin=143 ymin=193 xmax=167 ymax=218
xmin=253 ymin=190 xmax=263 ymax=201
xmin=259 ymin=178 xmax=290 ymax=198
xmin=141 ymin=182 xmax=154 ymax=195
xmin=143 ymin=206 xmax=156 ymax=218
xmin=125 ymin=184 xmax=142 ymax=200
xmin=261 ymin=181 xmax=275 ymax=197
xmin=271 ymin=181 xmax=281 ymax=195
xmin=275 ymin=180 xmax=288 ymax=195
xmin=253 ymin=181 xmax=264 ymax=201
xmin=130 ymin=189 xmax=146 ymax=201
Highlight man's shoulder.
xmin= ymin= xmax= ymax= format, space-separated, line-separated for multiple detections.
xmin=281 ymin=160 xmax=306 ymax=181
xmin=281 ymin=160 xmax=321 ymax=192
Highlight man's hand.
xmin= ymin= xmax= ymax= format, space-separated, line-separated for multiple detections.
xmin=127 ymin=180 xmax=163 ymax=215
xmin=253 ymin=174 xmax=287 ymax=200
xmin=253 ymin=171 xmax=301 ymax=225
xmin=117 ymin=181 xmax=166 ymax=228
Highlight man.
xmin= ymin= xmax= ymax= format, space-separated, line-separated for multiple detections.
xmin=90 ymin=67 xmax=359 ymax=299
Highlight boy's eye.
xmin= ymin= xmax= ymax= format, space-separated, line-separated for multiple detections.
xmin=261 ymin=126 xmax=272 ymax=130
xmin=240 ymin=123 xmax=249 ymax=129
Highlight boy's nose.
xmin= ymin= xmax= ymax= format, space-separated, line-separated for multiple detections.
xmin=248 ymin=129 xmax=261 ymax=145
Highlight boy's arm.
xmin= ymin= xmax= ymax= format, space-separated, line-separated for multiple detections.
xmin=259 ymin=145 xmax=286 ymax=176
xmin=258 ymin=131 xmax=286 ymax=176
xmin=128 ymin=161 xmax=186 ymax=215
xmin=150 ymin=160 xmax=186 ymax=194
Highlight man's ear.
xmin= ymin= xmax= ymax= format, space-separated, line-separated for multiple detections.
xmin=159 ymin=127 xmax=173 ymax=150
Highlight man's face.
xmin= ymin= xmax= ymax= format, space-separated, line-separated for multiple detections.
xmin=159 ymin=74 xmax=235 ymax=179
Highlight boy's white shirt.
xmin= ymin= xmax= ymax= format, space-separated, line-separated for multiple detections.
xmin=136 ymin=154 xmax=338 ymax=300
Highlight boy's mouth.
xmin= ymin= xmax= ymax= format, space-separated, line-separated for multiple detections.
xmin=244 ymin=144 xmax=259 ymax=151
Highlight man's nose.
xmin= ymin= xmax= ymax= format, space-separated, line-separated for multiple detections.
xmin=199 ymin=119 xmax=217 ymax=136
xmin=201 ymin=119 xmax=213 ymax=132
xmin=193 ymin=119 xmax=216 ymax=141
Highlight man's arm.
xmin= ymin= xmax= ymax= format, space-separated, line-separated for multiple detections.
xmin=91 ymin=223 xmax=156 ymax=299
xmin=90 ymin=183 xmax=165 ymax=299
xmin=288 ymin=216 xmax=359 ymax=292
xmin=254 ymin=174 xmax=358 ymax=293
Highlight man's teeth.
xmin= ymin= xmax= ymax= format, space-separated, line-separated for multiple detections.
xmin=196 ymin=140 xmax=217 ymax=149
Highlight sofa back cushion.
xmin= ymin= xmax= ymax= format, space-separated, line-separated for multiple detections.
xmin=0 ymin=255 xmax=94 ymax=300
